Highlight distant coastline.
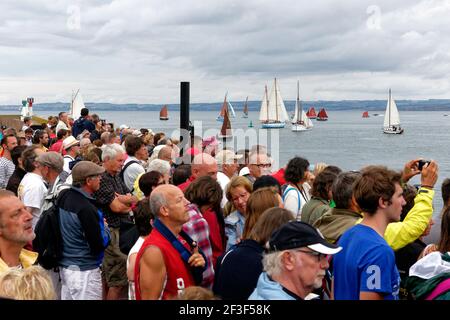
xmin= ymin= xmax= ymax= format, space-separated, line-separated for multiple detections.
xmin=2 ymin=99 xmax=450 ymax=112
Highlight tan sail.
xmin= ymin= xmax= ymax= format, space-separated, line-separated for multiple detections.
xmin=219 ymin=103 xmax=232 ymax=139
xmin=160 ymin=105 xmax=169 ymax=120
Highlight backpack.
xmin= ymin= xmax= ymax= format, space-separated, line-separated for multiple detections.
xmin=120 ymin=160 xmax=140 ymax=189
xmin=32 ymin=189 xmax=69 ymax=270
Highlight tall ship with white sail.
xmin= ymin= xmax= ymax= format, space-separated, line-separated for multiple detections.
xmin=291 ymin=81 xmax=313 ymax=132
xmin=383 ymin=89 xmax=403 ymax=134
xmin=259 ymin=78 xmax=290 ymax=129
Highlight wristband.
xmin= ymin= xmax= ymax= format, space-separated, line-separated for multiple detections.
xmin=420 ymin=185 xmax=433 ymax=189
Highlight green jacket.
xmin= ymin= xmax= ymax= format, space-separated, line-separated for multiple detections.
xmin=313 ymin=208 xmax=363 ymax=244
xmin=301 ymin=197 xmax=330 ymax=226
xmin=405 ymin=253 xmax=450 ymax=300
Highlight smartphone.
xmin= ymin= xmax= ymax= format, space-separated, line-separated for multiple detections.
xmin=418 ymin=160 xmax=431 ymax=171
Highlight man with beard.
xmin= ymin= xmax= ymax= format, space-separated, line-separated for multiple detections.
xmin=249 ymin=221 xmax=341 ymax=300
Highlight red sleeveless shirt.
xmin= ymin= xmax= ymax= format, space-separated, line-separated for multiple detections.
xmin=134 ymin=228 xmax=195 ymax=300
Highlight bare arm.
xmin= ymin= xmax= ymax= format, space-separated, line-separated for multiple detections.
xmin=139 ymin=246 xmax=166 ymax=300
xmin=360 ymin=291 xmax=384 ymax=300
xmin=109 ymin=197 xmax=132 ymax=214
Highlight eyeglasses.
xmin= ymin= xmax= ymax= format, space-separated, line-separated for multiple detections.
xmin=295 ymin=249 xmax=328 ymax=262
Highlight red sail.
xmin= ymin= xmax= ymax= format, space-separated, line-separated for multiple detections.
xmin=220 ymin=105 xmax=232 ymax=136
xmin=317 ymin=108 xmax=328 ymax=120
xmin=306 ymin=107 xmax=317 ymax=118
xmin=160 ymin=105 xmax=168 ymax=119
xmin=219 ymin=96 xmax=228 ymax=118
xmin=362 ymin=111 xmax=369 ymax=118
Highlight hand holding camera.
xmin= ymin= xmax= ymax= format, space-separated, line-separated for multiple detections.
xmin=401 ymin=158 xmax=422 ymax=183
xmin=420 ymin=160 xmax=438 ymax=189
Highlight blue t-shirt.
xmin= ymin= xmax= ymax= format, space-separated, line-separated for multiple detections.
xmin=333 ymin=224 xmax=400 ymax=300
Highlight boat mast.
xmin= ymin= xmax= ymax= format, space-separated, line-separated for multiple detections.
xmin=265 ymin=85 xmax=269 ymax=121
xmin=297 ymin=80 xmax=301 ymax=123
xmin=275 ymin=78 xmax=279 ymax=122
xmin=389 ymin=88 xmax=391 ymax=127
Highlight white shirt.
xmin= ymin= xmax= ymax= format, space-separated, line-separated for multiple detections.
xmin=122 ymin=156 xmax=145 ymax=191
xmin=127 ymin=237 xmax=145 ymax=300
xmin=18 ymin=172 xmax=47 ymax=230
xmin=283 ymin=185 xmax=310 ymax=220
xmin=217 ymin=171 xmax=231 ymax=208
xmin=55 ymin=120 xmax=69 ymax=134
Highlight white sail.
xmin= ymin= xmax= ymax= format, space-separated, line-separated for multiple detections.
xmin=302 ymin=109 xmax=314 ymax=128
xmin=292 ymin=98 xmax=300 ymax=122
xmin=70 ymin=90 xmax=85 ymax=119
xmin=383 ymin=90 xmax=401 ymax=127
xmin=227 ymin=101 xmax=236 ymax=118
xmin=265 ymin=79 xmax=289 ymax=122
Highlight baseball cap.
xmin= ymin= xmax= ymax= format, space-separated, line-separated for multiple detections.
xmin=268 ymin=221 xmax=342 ymax=255
xmin=119 ymin=124 xmax=129 ymax=130
xmin=72 ymin=161 xmax=105 ymax=184
xmin=63 ymin=136 xmax=80 ymax=150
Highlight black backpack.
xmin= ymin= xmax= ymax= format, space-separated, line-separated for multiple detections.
xmin=32 ymin=189 xmax=68 ymax=270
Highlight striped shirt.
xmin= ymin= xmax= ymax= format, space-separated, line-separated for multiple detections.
xmin=0 ymin=157 xmax=15 ymax=189
xmin=182 ymin=203 xmax=215 ymax=289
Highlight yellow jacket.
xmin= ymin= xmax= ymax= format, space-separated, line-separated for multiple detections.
xmin=356 ymin=187 xmax=434 ymax=251
xmin=0 ymin=249 xmax=38 ymax=273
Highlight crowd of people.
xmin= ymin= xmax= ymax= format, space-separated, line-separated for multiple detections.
xmin=0 ymin=106 xmax=449 ymax=300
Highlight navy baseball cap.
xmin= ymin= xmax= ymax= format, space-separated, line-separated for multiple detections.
xmin=269 ymin=221 xmax=342 ymax=255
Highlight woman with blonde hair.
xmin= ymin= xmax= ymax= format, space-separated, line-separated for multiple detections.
xmin=224 ymin=176 xmax=253 ymax=250
xmin=0 ymin=265 xmax=55 ymax=300
xmin=242 ymin=187 xmax=286 ymax=240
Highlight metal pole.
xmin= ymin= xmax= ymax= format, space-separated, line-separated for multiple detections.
xmin=180 ymin=82 xmax=193 ymax=158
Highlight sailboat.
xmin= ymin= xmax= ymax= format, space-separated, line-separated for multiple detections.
xmin=362 ymin=111 xmax=369 ymax=118
xmin=217 ymin=103 xmax=233 ymax=140
xmin=259 ymin=78 xmax=290 ymax=129
xmin=160 ymin=105 xmax=169 ymax=120
xmin=317 ymin=108 xmax=328 ymax=121
xmin=216 ymin=93 xmax=236 ymax=122
xmin=70 ymin=89 xmax=85 ymax=120
xmin=291 ymin=81 xmax=313 ymax=132
xmin=242 ymin=96 xmax=249 ymax=118
xmin=383 ymin=89 xmax=403 ymax=134
xmin=306 ymin=107 xmax=317 ymax=119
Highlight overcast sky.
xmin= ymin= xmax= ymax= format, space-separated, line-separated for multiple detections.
xmin=1 ymin=0 xmax=450 ymax=104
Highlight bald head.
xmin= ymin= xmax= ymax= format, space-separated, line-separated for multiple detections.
xmin=149 ymin=185 xmax=189 ymax=226
xmin=191 ymin=153 xmax=218 ymax=180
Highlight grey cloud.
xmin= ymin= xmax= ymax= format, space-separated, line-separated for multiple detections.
xmin=1 ymin=0 xmax=450 ymax=104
